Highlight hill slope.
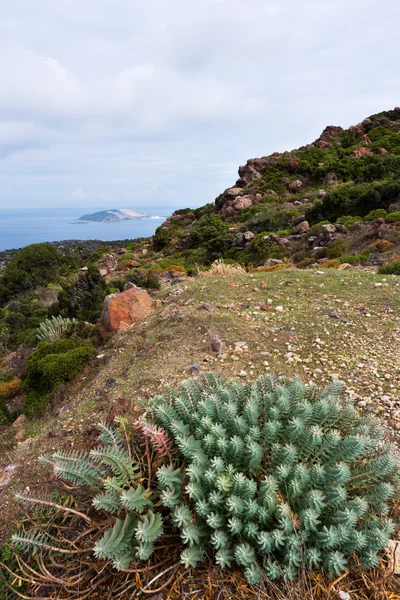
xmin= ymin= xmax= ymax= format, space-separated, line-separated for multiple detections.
xmin=153 ymin=107 xmax=400 ymax=270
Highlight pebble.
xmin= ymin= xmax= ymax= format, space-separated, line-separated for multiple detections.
xmin=275 ymin=306 xmax=283 ymax=312
xmin=239 ymin=370 xmax=247 ymax=377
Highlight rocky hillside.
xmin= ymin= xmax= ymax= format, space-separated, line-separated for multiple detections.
xmin=153 ymin=107 xmax=400 ymax=271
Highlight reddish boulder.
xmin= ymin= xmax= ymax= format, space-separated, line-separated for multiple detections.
xmin=99 ymin=288 xmax=153 ymax=335
xmin=225 ymin=187 xmax=243 ymax=198
xmin=288 ymin=180 xmax=303 ymax=192
xmin=232 ymin=195 xmax=253 ymax=211
xmin=294 ymin=221 xmax=310 ymax=234
xmin=351 ymin=147 xmax=371 ymax=158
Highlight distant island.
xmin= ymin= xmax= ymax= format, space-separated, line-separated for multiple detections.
xmin=78 ymin=208 xmax=147 ymax=223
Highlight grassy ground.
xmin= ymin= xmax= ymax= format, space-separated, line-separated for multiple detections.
xmin=0 ymin=268 xmax=399 ymax=543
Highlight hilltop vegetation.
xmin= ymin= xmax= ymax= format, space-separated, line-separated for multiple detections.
xmin=152 ymin=107 xmax=400 ymax=270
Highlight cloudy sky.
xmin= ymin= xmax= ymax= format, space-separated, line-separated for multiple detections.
xmin=0 ymin=0 xmax=399 ymax=209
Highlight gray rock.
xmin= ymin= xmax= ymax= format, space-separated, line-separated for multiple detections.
xmin=264 ymin=258 xmax=284 ymax=267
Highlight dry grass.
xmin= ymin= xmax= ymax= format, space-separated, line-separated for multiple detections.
xmin=197 ymin=259 xmax=246 ymax=277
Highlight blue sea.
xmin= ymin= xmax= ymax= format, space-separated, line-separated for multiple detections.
xmin=0 ymin=207 xmax=179 ymax=252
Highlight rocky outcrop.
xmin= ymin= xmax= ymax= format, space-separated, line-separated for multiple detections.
xmin=315 ymin=125 xmax=344 ymax=148
xmin=99 ymin=287 xmax=153 ymax=335
xmin=351 ymin=146 xmax=372 ymax=158
xmin=235 ymin=155 xmax=279 ymax=187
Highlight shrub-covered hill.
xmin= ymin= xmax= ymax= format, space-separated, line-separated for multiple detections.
xmin=153 ymin=107 xmax=400 ymax=270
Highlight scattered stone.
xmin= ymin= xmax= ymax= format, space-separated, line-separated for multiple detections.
xmin=329 ymin=310 xmax=341 ymax=319
xmin=124 ymin=282 xmax=139 ymax=290
xmin=187 ymin=364 xmax=200 ymax=373
xmin=15 ymin=429 xmax=26 ymax=442
xmin=184 ymin=298 xmax=195 ymax=305
xmin=275 ymin=306 xmax=283 ymax=312
xmin=198 ymin=303 xmax=214 ymax=311
xmin=210 ymin=337 xmax=223 ymax=353
xmin=0 ymin=463 xmax=21 ymax=490
xmin=338 ymin=263 xmax=352 ymax=270
xmin=239 ymin=370 xmax=248 ymax=377
xmin=80 ymin=266 xmax=88 ymax=272
xmin=12 ymin=414 xmax=26 ymax=428
xmin=106 ymin=378 xmax=117 ymax=389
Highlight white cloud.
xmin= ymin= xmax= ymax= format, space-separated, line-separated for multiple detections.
xmin=0 ymin=0 xmax=399 ymax=208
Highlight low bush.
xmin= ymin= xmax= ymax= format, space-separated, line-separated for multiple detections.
xmin=322 ymin=259 xmax=341 ymax=269
xmin=339 ymin=251 xmax=371 ymax=265
xmin=198 ymin=260 xmax=246 ymax=277
xmin=0 ymin=395 xmax=12 ymax=425
xmin=253 ymin=263 xmax=294 ymax=272
xmin=379 ymin=261 xmax=400 ymax=275
xmin=125 ymin=269 xmax=160 ymax=290
xmin=385 ymin=210 xmax=400 ymax=223
xmin=297 ymin=258 xmax=315 ymax=269
xmin=0 ymin=378 xmax=21 ymax=399
xmin=363 ymin=209 xmax=388 ymax=221
xmin=326 ymin=239 xmax=346 ymax=259
xmin=117 ymin=259 xmax=138 ymax=270
xmin=370 ymin=240 xmax=393 ymax=253
xmin=22 ymin=339 xmax=96 ymax=417
xmin=336 ymin=216 xmax=362 ymax=228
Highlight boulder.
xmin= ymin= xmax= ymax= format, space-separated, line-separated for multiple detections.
xmin=264 ymin=258 xmax=284 ymax=267
xmin=294 ymin=221 xmax=310 ymax=234
xmin=338 ymin=263 xmax=352 ymax=270
xmin=321 ymin=224 xmax=337 ymax=235
xmin=243 ymin=231 xmax=255 ymax=243
xmin=232 ymin=195 xmax=253 ymax=211
xmin=225 ymin=187 xmax=243 ymax=198
xmin=99 ymin=287 xmax=153 ymax=335
xmin=378 ymin=147 xmax=389 ymax=154
xmin=288 ymin=180 xmax=303 ymax=192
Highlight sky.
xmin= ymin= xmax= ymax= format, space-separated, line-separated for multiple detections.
xmin=0 ymin=0 xmax=400 ymax=210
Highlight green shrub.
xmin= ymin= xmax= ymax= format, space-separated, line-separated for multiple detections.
xmin=385 ymin=211 xmax=400 ymax=223
xmin=363 ymin=209 xmax=388 ymax=221
xmin=36 ymin=316 xmax=76 ymax=342
xmin=0 ymin=244 xmax=62 ymax=304
xmin=339 ymin=251 xmax=371 ymax=265
xmin=322 ymin=259 xmax=341 ymax=269
xmin=125 ymin=269 xmax=160 ymax=290
xmin=58 ymin=265 xmax=107 ymax=323
xmin=152 ymin=374 xmax=399 ymax=582
xmin=379 ymin=261 xmax=400 ymax=275
xmin=0 ymin=378 xmax=21 ymax=399
xmin=0 ymin=395 xmax=12 ymax=425
xmin=326 ymin=239 xmax=346 ymax=259
xmin=22 ymin=339 xmax=96 ymax=417
xmin=11 ymin=419 xmax=165 ymax=571
xmin=336 ymin=216 xmax=362 ymax=228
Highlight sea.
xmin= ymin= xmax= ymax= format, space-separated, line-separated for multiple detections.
xmin=0 ymin=206 xmax=180 ymax=252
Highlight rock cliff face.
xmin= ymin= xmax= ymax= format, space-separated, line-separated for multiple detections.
xmin=99 ymin=287 xmax=153 ymax=335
